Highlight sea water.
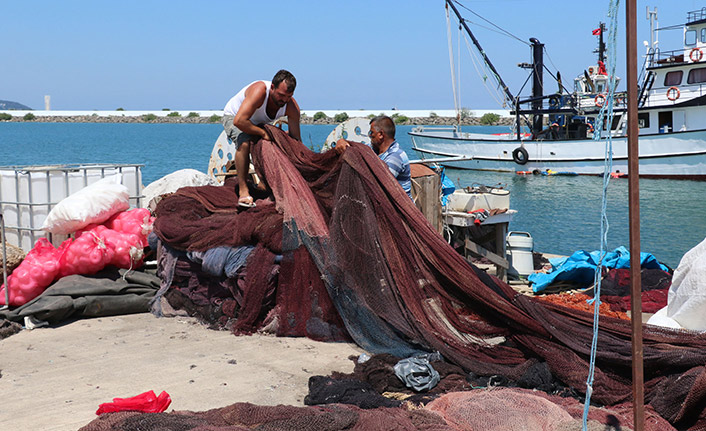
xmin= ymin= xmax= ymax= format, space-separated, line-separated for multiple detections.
xmin=1 ymin=122 xmax=704 ymax=268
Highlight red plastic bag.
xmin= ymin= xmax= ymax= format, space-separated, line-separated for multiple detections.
xmin=96 ymin=390 xmax=171 ymax=415
xmin=0 ymin=238 xmax=67 ymax=306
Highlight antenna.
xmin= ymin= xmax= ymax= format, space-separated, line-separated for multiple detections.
xmin=646 ymin=7 xmax=658 ymax=67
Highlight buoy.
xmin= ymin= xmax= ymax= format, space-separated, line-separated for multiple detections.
xmin=594 ymin=94 xmax=606 ymax=107
xmin=667 ymin=86 xmax=680 ymax=101
xmin=690 ymin=47 xmax=703 ymax=62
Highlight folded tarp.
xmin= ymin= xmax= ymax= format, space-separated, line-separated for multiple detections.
xmin=0 ymin=268 xmax=160 ymax=324
xmin=528 ymin=246 xmax=669 ymax=293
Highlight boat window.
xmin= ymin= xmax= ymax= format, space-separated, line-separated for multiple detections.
xmin=686 ymin=29 xmax=697 ymax=46
xmin=611 ymin=115 xmax=622 ymax=130
xmin=702 ymin=28 xmax=706 ymax=43
xmin=638 ymin=112 xmax=650 ymax=129
xmin=687 ymin=67 xmax=706 ymax=83
xmin=664 ymin=71 xmax=683 ymax=86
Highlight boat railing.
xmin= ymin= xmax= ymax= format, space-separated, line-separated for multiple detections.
xmin=643 ymin=82 xmax=706 ymax=107
xmin=686 ymin=8 xmax=706 ymax=24
xmin=412 ymin=125 xmax=461 ymax=136
xmin=648 ymin=48 xmax=689 ymax=66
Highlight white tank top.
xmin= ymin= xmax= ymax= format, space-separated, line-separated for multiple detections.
xmin=223 ymin=80 xmax=287 ymax=126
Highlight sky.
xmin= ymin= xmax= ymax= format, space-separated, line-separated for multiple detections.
xmin=1 ymin=0 xmax=698 ymax=111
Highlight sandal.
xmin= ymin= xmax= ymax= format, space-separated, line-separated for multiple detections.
xmin=238 ymin=196 xmax=256 ymax=208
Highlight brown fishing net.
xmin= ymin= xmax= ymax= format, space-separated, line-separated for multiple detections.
xmin=79 ymin=402 xmax=454 ymax=431
xmin=151 ymin=125 xmax=706 ymax=429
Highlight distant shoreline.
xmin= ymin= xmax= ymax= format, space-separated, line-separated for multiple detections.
xmin=0 ymin=114 xmax=514 ymax=126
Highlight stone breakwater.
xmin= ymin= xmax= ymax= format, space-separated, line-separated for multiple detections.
xmin=0 ymin=114 xmax=514 ymax=126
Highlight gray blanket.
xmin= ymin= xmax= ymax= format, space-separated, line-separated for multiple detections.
xmin=0 ymin=268 xmax=160 ymax=324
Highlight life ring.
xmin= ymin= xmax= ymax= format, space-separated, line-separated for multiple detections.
xmin=512 ymin=147 xmax=529 ymax=165
xmin=548 ymin=95 xmax=560 ymax=108
xmin=615 ymin=95 xmax=625 ymax=105
xmin=594 ymin=94 xmax=606 ymax=107
xmin=690 ymin=47 xmax=703 ymax=62
xmin=667 ymin=86 xmax=680 ymax=101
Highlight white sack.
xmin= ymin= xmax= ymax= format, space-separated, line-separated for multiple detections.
xmin=141 ymin=169 xmax=217 ymax=211
xmin=665 ymin=237 xmax=706 ymax=331
xmin=41 ymin=175 xmax=130 ymax=235
xmin=646 ymin=306 xmax=683 ymax=330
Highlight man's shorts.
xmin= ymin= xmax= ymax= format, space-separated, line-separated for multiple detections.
xmin=222 ymin=115 xmax=259 ymax=149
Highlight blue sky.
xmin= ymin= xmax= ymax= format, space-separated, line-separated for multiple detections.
xmin=1 ymin=0 xmax=695 ymax=111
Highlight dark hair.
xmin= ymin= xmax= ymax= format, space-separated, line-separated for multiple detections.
xmin=272 ymin=69 xmax=296 ymax=92
xmin=370 ymin=115 xmax=395 ymax=139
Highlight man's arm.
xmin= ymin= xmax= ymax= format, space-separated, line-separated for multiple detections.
xmin=233 ymin=82 xmax=269 ymax=140
xmin=285 ymin=97 xmax=301 ymax=142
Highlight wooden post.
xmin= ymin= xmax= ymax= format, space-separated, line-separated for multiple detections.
xmin=411 ymin=173 xmax=442 ymax=234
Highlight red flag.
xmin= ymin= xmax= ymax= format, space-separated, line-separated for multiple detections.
xmin=592 ymin=28 xmax=602 ymax=35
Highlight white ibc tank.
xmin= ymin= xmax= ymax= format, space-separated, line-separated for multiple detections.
xmin=506 ymin=231 xmax=534 ymax=277
xmin=0 ymin=164 xmax=143 ymax=251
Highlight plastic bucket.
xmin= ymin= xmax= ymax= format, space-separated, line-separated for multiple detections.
xmin=506 ymin=231 xmax=534 ymax=277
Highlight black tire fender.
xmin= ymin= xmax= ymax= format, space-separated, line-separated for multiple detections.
xmin=512 ymin=147 xmax=529 ymax=165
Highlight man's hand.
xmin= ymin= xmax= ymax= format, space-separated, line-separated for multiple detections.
xmin=334 ymin=138 xmax=350 ymax=155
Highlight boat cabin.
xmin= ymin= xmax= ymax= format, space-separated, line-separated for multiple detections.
xmin=636 ymin=8 xmax=706 ymax=134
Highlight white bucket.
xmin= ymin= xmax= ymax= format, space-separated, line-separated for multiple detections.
xmin=507 ymin=231 xmax=534 ymax=277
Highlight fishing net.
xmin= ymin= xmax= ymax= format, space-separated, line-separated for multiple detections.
xmin=152 ymin=125 xmax=706 ymax=428
xmin=79 ymin=402 xmax=453 ymax=431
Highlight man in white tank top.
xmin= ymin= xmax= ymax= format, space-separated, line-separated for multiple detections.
xmin=222 ymin=69 xmax=301 ymax=207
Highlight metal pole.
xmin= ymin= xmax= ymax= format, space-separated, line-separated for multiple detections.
xmin=626 ymin=0 xmax=644 ymax=429
xmin=1 ymin=212 xmax=9 ymax=309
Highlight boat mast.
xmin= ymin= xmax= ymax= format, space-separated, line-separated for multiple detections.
xmin=530 ymin=38 xmax=545 ymax=136
xmin=595 ymin=22 xmax=607 ymax=64
xmin=445 ymin=0 xmax=516 ymax=106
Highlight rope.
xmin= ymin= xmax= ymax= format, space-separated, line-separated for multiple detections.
xmin=583 ymin=0 xmax=620 ymax=429
xmin=453 ymin=0 xmax=529 ymax=46
xmin=446 ymin=6 xmax=460 ymax=117
xmin=462 ymin=31 xmax=506 ymax=107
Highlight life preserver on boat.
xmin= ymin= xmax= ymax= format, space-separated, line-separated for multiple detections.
xmin=615 ymin=95 xmax=625 ymax=106
xmin=667 ymin=86 xmax=680 ymax=101
xmin=594 ymin=94 xmax=606 ymax=107
xmin=690 ymin=47 xmax=703 ymax=62
xmin=512 ymin=147 xmax=529 ymax=165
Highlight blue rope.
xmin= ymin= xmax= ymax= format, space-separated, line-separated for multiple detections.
xmin=583 ymin=1 xmax=620 ymax=429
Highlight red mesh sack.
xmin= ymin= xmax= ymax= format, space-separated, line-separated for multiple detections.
xmin=0 ymin=238 xmax=67 ymax=306
xmin=104 ymin=208 xmax=154 ymax=247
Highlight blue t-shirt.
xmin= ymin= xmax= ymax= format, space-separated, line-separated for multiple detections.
xmin=378 ymin=141 xmax=412 ymax=198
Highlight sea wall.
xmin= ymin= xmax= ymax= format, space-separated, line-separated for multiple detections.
xmin=0 ymin=113 xmax=515 ymax=126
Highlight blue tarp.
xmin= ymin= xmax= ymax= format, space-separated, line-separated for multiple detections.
xmin=528 ymin=246 xmax=669 ymax=293
xmin=440 ymin=168 xmax=455 ymax=206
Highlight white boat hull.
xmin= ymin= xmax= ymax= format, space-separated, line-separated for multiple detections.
xmin=410 ymin=129 xmax=706 ymax=179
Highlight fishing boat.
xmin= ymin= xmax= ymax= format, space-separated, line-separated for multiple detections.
xmin=410 ymin=1 xmax=706 ymax=180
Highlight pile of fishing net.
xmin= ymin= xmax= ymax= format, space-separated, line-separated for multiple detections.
xmin=79 ymin=387 xmax=673 ymax=431
xmin=150 ymin=125 xmax=706 ymax=429
xmin=80 ymin=401 xmax=453 ymax=431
